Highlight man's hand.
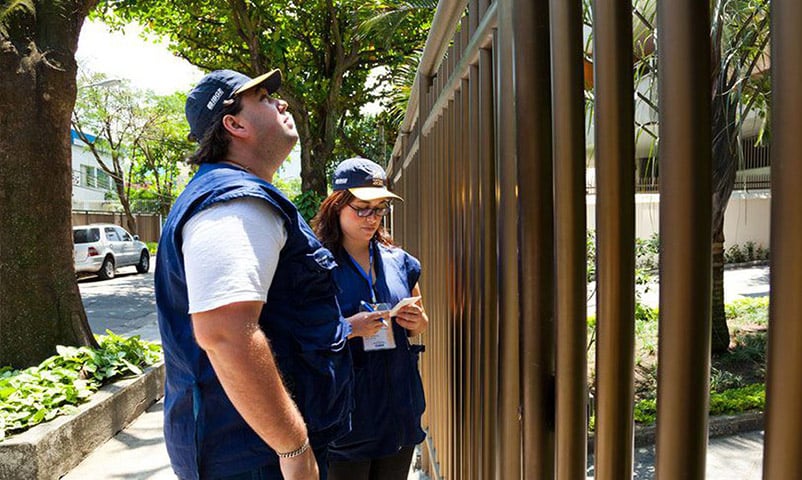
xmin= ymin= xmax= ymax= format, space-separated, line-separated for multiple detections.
xmin=279 ymin=447 xmax=319 ymax=480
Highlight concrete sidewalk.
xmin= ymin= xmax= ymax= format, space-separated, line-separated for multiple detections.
xmin=63 ymin=396 xmax=763 ymax=479
xmin=63 ymin=399 xmax=428 ymax=480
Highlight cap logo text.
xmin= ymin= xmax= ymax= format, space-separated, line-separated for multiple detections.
xmin=207 ymin=88 xmax=225 ymax=110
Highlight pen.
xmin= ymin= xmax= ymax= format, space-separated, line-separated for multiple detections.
xmin=360 ymin=300 xmax=389 ymax=327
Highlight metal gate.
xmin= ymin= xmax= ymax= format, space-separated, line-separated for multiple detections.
xmin=386 ymin=0 xmax=801 ymax=478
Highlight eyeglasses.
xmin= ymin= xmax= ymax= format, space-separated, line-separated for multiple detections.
xmin=347 ymin=204 xmax=390 ymax=218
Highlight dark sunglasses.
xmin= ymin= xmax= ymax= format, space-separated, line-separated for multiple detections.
xmin=347 ymin=204 xmax=390 ymax=218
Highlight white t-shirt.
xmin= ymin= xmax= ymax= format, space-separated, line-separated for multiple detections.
xmin=182 ymin=197 xmax=288 ymax=314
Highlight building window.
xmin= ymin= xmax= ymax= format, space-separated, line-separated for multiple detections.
xmin=80 ymin=165 xmax=115 ymax=191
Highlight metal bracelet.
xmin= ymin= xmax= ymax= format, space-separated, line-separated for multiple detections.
xmin=276 ymin=437 xmax=310 ymax=459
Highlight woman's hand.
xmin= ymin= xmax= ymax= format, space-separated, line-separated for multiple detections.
xmin=346 ymin=310 xmax=389 ymax=339
xmin=395 ymin=301 xmax=429 ymax=336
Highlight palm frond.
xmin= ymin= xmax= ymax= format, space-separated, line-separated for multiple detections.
xmin=356 ymin=0 xmax=437 ymax=40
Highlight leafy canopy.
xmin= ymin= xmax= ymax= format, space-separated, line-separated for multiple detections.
xmin=97 ymin=0 xmax=432 ymax=196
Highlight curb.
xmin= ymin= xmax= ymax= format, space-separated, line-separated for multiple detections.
xmin=0 ymin=362 xmax=165 ymax=480
xmin=723 ymin=260 xmax=769 ymax=271
xmin=588 ymin=410 xmax=763 ymax=453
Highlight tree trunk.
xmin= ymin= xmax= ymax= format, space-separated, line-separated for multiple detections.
xmin=295 ymin=113 xmax=329 ymax=200
xmin=114 ymin=178 xmax=138 ymax=234
xmin=711 ymin=234 xmax=730 ymax=354
xmin=300 ymin=146 xmax=328 ymax=199
xmin=709 ymin=72 xmax=739 ymax=355
xmin=0 ymin=1 xmax=98 ymax=368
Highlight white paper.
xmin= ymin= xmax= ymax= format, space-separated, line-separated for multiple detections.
xmin=389 ymin=296 xmax=421 ymax=317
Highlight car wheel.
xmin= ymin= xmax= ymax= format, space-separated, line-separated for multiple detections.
xmin=136 ymin=250 xmax=150 ymax=273
xmin=98 ymin=256 xmax=115 ymax=280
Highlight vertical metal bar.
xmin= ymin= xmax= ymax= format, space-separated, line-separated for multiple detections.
xmin=494 ymin=10 xmax=522 ymax=476
xmin=478 ymin=47 xmax=498 ymax=480
xmin=479 ymin=0 xmax=491 ymax=20
xmin=764 ymin=1 xmax=802 ymax=478
xmin=514 ymin=0 xmax=555 ymax=477
xmin=469 ymin=0 xmax=479 ymax=35
xmin=655 ymin=1 xmax=712 ymax=478
xmin=468 ymin=69 xmax=480 ymax=480
xmin=550 ymin=0 xmax=588 ymax=478
xmin=445 ymin=107 xmax=454 ymax=480
xmin=459 ymin=77 xmax=472 ymax=480
xmin=592 ymin=0 xmax=635 ymax=477
xmin=452 ymin=87 xmax=460 ymax=480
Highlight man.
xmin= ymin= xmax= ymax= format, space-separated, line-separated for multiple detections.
xmin=155 ymin=69 xmax=379 ymax=480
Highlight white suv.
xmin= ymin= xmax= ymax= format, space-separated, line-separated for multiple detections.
xmin=73 ymin=224 xmax=150 ymax=280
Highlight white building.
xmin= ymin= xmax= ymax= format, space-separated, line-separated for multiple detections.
xmin=71 ymin=130 xmax=120 ymax=212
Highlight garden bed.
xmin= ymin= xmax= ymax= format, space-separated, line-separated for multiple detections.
xmin=0 ymin=362 xmax=164 ymax=480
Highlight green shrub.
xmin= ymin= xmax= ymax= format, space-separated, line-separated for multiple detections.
xmin=0 ymin=332 xmax=162 ymax=441
xmin=146 ymin=241 xmax=158 ymax=255
xmin=725 ymin=297 xmax=769 ymax=327
xmin=724 ymin=242 xmax=770 ymax=264
xmin=634 ymin=303 xmax=659 ymax=355
xmin=293 ymin=190 xmax=325 ymax=223
xmin=634 ymin=398 xmax=657 ymax=425
xmin=586 ymin=230 xmax=660 ymax=285
xmin=586 ymin=230 xmax=597 ymax=283
xmin=710 ymin=367 xmax=745 ymax=393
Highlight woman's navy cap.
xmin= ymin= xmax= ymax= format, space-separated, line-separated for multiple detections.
xmin=185 ymin=69 xmax=282 ymax=142
xmin=332 ymin=158 xmax=403 ymax=202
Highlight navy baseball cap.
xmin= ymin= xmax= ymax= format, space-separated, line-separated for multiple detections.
xmin=332 ymin=158 xmax=403 ymax=201
xmin=185 ymin=69 xmax=282 ymax=141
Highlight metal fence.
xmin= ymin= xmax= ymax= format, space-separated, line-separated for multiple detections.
xmin=71 ymin=211 xmax=162 ymax=243
xmin=386 ymin=0 xmax=801 ymax=478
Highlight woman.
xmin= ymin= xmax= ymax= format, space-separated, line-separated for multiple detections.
xmin=313 ymin=157 xmax=429 ymax=480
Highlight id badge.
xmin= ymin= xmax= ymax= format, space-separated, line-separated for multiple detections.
xmin=361 ymin=302 xmax=396 ymax=351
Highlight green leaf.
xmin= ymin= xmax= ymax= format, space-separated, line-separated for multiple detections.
xmin=0 ymin=334 xmax=161 ymax=441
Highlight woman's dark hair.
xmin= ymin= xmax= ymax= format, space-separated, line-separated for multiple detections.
xmin=312 ymin=190 xmax=395 ymax=252
xmin=187 ymin=96 xmax=245 ymax=165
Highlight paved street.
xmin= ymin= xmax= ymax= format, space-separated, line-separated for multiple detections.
xmin=78 ymin=265 xmax=160 ymax=343
xmin=586 ymin=430 xmax=764 ymax=479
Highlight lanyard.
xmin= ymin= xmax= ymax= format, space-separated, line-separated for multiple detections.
xmin=348 ymin=243 xmax=376 ymax=303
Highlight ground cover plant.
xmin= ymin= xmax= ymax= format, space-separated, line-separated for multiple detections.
xmin=587 ymin=295 xmax=769 ymax=428
xmin=631 ymin=296 xmax=769 ymax=426
xmin=0 ymin=331 xmax=162 ymax=440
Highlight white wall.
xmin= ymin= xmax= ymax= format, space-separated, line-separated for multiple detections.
xmin=71 ymin=133 xmax=120 ymax=212
xmin=586 ymin=190 xmax=771 ymax=249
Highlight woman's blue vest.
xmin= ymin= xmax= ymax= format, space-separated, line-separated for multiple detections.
xmin=327 ymin=242 xmax=426 ymax=462
xmin=154 ymin=163 xmax=352 ymax=479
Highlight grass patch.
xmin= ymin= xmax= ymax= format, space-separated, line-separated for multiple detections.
xmin=633 ymin=383 xmax=765 ymax=425
xmin=0 ymin=331 xmax=162 ymax=441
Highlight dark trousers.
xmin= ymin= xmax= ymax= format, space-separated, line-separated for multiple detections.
xmin=328 ymin=446 xmax=415 ymax=480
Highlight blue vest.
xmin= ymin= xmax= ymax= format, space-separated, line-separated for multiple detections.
xmin=155 ymin=163 xmax=352 ymax=479
xmin=327 ymin=242 xmax=426 ymax=462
